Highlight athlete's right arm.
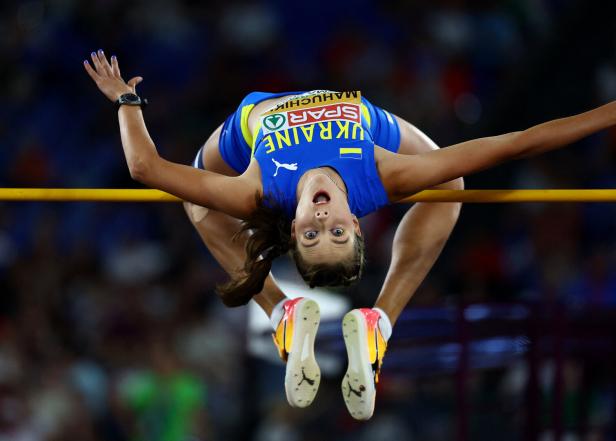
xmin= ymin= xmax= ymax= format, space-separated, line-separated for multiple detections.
xmin=83 ymin=50 xmax=259 ymax=219
xmin=378 ymin=100 xmax=616 ymax=200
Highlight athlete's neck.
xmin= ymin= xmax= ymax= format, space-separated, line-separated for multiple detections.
xmin=296 ymin=167 xmax=348 ymax=201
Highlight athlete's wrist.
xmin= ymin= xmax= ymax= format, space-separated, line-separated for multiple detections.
xmin=115 ymin=92 xmax=148 ymax=110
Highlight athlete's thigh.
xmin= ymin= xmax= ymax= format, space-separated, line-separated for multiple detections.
xmin=186 ymin=123 xmax=241 ymax=223
xmin=393 ymin=114 xmax=440 ymax=156
xmin=200 ymin=123 xmax=241 ymax=176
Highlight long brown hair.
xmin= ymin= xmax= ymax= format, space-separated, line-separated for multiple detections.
xmin=216 ymin=194 xmax=292 ymax=307
xmin=216 ymin=194 xmax=365 ymax=306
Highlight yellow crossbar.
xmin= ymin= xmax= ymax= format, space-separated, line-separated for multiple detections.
xmin=1 ymin=188 xmax=616 ymax=203
xmin=0 ymin=188 xmax=179 ymax=202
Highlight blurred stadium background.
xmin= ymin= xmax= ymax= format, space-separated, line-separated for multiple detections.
xmin=1 ymin=0 xmax=616 ymax=440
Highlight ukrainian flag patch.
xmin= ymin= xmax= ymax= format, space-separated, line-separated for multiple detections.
xmin=339 ymin=147 xmax=362 ymax=159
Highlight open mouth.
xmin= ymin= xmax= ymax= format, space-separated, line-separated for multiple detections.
xmin=312 ymin=191 xmax=331 ymax=204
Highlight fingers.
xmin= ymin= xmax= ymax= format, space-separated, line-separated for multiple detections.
xmin=96 ymin=49 xmax=114 ymax=76
xmin=89 ymin=50 xmax=105 ymax=74
xmin=110 ymin=55 xmax=121 ymax=78
xmin=84 ymin=49 xmax=139 ymax=101
xmin=89 ymin=49 xmax=114 ymax=77
xmin=83 ymin=60 xmax=101 ymax=82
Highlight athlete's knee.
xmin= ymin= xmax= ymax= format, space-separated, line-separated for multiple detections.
xmin=435 ymin=177 xmax=463 ymax=221
xmin=452 ymin=176 xmax=464 ymax=191
xmin=449 ymin=183 xmax=464 ymax=222
xmin=447 ymin=178 xmax=464 ymax=220
xmin=184 ymin=201 xmax=210 ymax=225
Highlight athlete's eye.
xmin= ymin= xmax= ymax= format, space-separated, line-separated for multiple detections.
xmin=304 ymin=231 xmax=318 ymax=240
xmin=331 ymin=228 xmax=344 ymax=237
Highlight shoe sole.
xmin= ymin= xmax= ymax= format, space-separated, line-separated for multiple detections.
xmin=341 ymin=310 xmax=376 ymax=420
xmin=285 ymin=298 xmax=321 ymax=408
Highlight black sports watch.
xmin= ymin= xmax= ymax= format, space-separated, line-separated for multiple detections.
xmin=115 ymin=93 xmax=148 ymax=109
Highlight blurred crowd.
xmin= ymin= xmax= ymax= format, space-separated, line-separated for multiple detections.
xmin=1 ymin=0 xmax=616 ymax=440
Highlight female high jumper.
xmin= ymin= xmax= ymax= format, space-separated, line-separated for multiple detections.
xmin=84 ymin=49 xmax=616 ymax=420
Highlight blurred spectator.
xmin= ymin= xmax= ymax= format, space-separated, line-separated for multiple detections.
xmin=116 ymin=334 xmax=209 ymax=441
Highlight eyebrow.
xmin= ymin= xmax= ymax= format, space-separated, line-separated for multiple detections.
xmin=331 ymin=236 xmax=350 ymax=245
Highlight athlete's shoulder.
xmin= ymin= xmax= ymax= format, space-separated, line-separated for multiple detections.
xmin=373 ymin=145 xmax=418 ymax=202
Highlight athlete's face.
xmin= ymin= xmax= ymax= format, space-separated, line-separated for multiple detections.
xmin=292 ymin=172 xmax=361 ymax=264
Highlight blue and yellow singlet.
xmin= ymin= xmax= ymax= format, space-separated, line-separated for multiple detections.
xmin=200 ymin=90 xmax=401 ymax=218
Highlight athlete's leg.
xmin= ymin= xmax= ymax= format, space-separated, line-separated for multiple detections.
xmin=183 ymin=124 xmax=286 ymax=316
xmin=185 ymin=125 xmax=321 ymax=408
xmin=342 ymin=114 xmax=462 ymax=420
xmin=373 ymin=115 xmax=463 ymax=323
xmin=375 ymin=118 xmax=464 ymax=325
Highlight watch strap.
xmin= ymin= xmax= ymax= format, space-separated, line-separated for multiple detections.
xmin=115 ymin=93 xmax=148 ymax=109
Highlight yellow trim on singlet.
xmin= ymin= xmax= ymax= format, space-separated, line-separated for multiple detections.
xmin=240 ymin=104 xmax=255 ymax=147
xmin=251 ymin=120 xmax=263 ymax=157
xmin=360 ymin=103 xmax=371 ymax=127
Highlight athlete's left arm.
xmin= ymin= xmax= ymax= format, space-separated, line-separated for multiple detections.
xmin=378 ymin=100 xmax=616 ymax=200
xmin=373 ymin=117 xmax=462 ymax=324
xmin=83 ymin=50 xmax=259 ymax=219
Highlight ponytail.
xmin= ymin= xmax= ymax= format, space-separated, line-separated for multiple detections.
xmin=216 ymin=194 xmax=292 ymax=307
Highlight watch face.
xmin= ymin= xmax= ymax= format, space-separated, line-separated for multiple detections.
xmin=117 ymin=93 xmax=145 ymax=108
xmin=121 ymin=93 xmax=139 ymax=103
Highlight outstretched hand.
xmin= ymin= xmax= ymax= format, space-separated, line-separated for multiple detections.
xmin=83 ymin=49 xmax=143 ymax=103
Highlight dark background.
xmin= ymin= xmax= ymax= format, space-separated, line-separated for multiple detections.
xmin=1 ymin=1 xmax=616 ymax=440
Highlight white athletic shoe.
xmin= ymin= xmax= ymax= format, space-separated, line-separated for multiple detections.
xmin=272 ymin=297 xmax=321 ymax=408
xmin=341 ymin=308 xmax=388 ymax=421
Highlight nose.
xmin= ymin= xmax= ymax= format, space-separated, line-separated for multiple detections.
xmin=315 ymin=209 xmax=329 ymax=220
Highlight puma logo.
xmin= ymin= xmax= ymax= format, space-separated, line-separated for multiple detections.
xmin=297 ymin=368 xmax=315 ymax=387
xmin=272 ymin=158 xmax=298 ymax=177
xmin=346 ymin=382 xmax=365 ymax=398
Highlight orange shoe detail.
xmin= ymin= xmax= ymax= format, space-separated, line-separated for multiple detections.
xmin=272 ymin=297 xmax=304 ymax=362
xmin=358 ymin=308 xmax=387 ymax=383
xmin=341 ymin=308 xmax=388 ymax=420
xmin=271 ymin=297 xmax=321 ymax=408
